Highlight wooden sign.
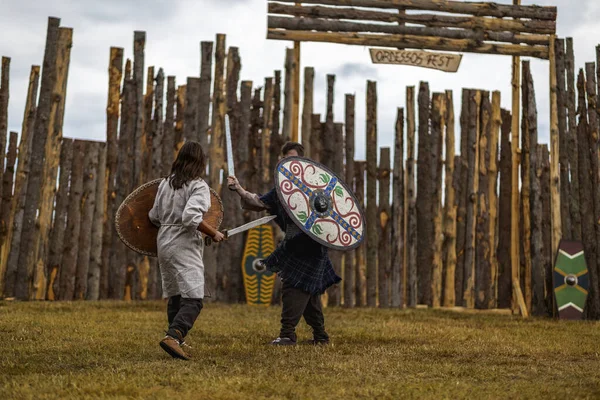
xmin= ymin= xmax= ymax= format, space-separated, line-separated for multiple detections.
xmin=369 ymin=48 xmax=462 ymax=72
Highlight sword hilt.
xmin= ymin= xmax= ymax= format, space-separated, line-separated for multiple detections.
xmin=203 ymin=230 xmax=229 ymax=247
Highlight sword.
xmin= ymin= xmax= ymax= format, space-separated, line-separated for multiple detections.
xmin=225 ymin=114 xmax=235 ymax=189
xmin=204 ymin=215 xmax=277 ymax=246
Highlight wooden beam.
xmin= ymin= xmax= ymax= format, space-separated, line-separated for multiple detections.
xmin=269 ymin=3 xmax=555 ymax=36
xmin=344 ymin=94 xmax=356 ymax=308
xmin=268 ymin=16 xmax=551 ymax=46
xmin=269 ymin=0 xmax=557 ymax=20
xmin=267 ymin=30 xmax=550 ymax=59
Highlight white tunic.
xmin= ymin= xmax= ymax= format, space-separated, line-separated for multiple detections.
xmin=148 ymin=177 xmax=211 ymax=299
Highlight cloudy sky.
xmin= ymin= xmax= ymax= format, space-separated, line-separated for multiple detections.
xmin=1 ymin=0 xmax=599 ymax=160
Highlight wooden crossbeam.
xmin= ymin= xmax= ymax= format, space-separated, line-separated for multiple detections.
xmin=268 ymin=3 xmax=555 ymax=36
xmin=270 ymin=0 xmax=557 ymax=20
xmin=269 ymin=16 xmax=551 ymax=46
xmin=267 ymin=29 xmax=550 ymax=59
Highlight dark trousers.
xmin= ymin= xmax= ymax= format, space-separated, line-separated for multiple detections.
xmin=166 ymin=295 xmax=203 ymax=339
xmin=280 ymin=281 xmax=328 ymax=342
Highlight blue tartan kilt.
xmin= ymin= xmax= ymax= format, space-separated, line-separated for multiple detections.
xmin=262 ymin=236 xmax=341 ymax=296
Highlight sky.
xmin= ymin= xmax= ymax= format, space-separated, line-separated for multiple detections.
xmin=1 ymin=0 xmax=599 ymax=161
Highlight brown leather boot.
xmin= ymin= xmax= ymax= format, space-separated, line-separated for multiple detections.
xmin=159 ymin=331 xmax=190 ymax=360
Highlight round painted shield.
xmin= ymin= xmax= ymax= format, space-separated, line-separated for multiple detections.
xmin=274 ymin=156 xmax=365 ymax=251
xmin=115 ymin=178 xmax=223 ymax=257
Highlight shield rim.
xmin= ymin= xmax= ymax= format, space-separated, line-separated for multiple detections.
xmin=274 ymin=156 xmax=366 ymax=251
xmin=115 ymin=178 xmax=224 ymax=257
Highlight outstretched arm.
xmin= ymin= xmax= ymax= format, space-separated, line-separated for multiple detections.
xmin=227 ymin=176 xmax=268 ymax=212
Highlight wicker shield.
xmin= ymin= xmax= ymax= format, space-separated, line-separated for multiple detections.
xmin=115 ymin=178 xmax=224 ymax=257
xmin=274 ymin=156 xmax=365 ymax=251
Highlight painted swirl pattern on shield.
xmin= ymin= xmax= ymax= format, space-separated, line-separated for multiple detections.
xmin=277 ymin=159 xmax=364 ymax=249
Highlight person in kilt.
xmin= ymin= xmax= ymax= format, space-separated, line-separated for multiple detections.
xmin=227 ymin=142 xmax=341 ymax=346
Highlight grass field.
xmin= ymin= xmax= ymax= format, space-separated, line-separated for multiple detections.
xmin=1 ymin=300 xmax=599 ymax=399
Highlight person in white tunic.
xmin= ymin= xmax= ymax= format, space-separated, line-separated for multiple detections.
xmin=148 ymin=141 xmax=225 ymax=360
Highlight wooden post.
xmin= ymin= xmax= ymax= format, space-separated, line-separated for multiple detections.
xmin=302 ymin=67 xmax=314 ymax=151
xmin=109 ymin=60 xmax=134 ymax=300
xmin=239 ymin=80 xmax=253 ymax=223
xmin=455 ymin=88 xmax=469 ymax=305
xmin=378 ymin=147 xmax=391 ymax=307
xmin=174 ymin=85 xmax=185 ymax=153
xmin=100 ymin=47 xmax=123 ymax=299
xmin=548 ymin=35 xmax=562 ymax=292
xmin=143 ymin=66 xmax=155 ymax=182
xmin=249 ymin=88 xmax=262 ymax=191
xmin=210 ymin=33 xmax=226 ymax=192
xmin=58 ymin=140 xmax=85 ymax=300
xmin=366 ymin=80 xmax=378 ymax=307
xmin=355 ymin=161 xmax=367 ymax=306
xmin=577 ymin=69 xmax=600 ymax=318
xmin=184 ymin=77 xmax=200 ymax=142
xmin=151 ymin=69 xmax=165 ymax=180
xmin=566 ymin=38 xmax=581 ymax=242
xmin=262 ymin=78 xmax=274 ymax=190
xmin=476 ymin=91 xmax=492 ymax=309
xmin=540 ymin=144 xmax=553 ymax=315
xmin=87 ymin=143 xmax=106 ymax=300
xmin=328 ymin=123 xmax=344 ymax=306
xmin=198 ymin=41 xmax=213 ymax=152
xmin=14 ymin=17 xmax=61 ymax=300
xmin=524 ymin=63 xmax=544 ymax=315
xmin=310 ymin=114 xmax=322 ymax=162
xmin=270 ymin=71 xmax=283 ymax=176
xmin=555 ymin=39 xmax=571 ymax=238
xmin=430 ymin=93 xmax=445 ymax=308
xmin=283 ymin=49 xmax=294 ymax=141
xmin=292 ymin=40 xmax=300 ymax=142
xmin=0 ymin=57 xmax=9 ymax=240
xmin=35 ymin=27 xmax=73 ymax=300
xmin=406 ymin=86 xmax=417 ymax=307
xmin=585 ymin=62 xmax=600 ymax=320
xmin=510 ymin=0 xmax=522 ymax=314
xmin=162 ymin=76 xmax=176 ymax=177
xmin=48 ymin=138 xmax=73 ymax=300
xmin=489 ymin=92 xmax=501 ymax=308
xmin=0 ymin=65 xmax=39 ymax=298
xmin=416 ymin=81 xmax=432 ymax=305
xmin=442 ymin=91 xmax=457 ymax=307
xmin=1 ymin=131 xmax=17 ymax=250
xmin=75 ymin=142 xmax=99 ymax=300
xmin=521 ymin=61 xmax=533 ymax=312
xmin=133 ymin=31 xmax=146 ymax=187
xmin=463 ymin=90 xmax=481 ymax=308
xmin=344 ymin=94 xmax=356 ymax=308
xmin=323 ymin=75 xmax=336 ymax=165
xmin=497 ymin=109 xmax=513 ymax=308
xmin=392 ymin=108 xmax=404 ymax=308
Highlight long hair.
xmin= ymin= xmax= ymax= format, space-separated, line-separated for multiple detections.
xmin=168 ymin=141 xmax=206 ymax=190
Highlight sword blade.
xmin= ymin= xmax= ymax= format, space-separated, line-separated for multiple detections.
xmin=225 ymin=114 xmax=235 ymax=177
xmin=226 ymin=215 xmax=277 ymax=237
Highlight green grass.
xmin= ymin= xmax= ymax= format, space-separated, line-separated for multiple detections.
xmin=1 ymin=301 xmax=600 ymax=399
